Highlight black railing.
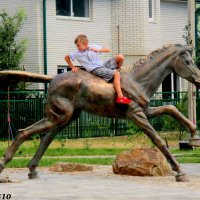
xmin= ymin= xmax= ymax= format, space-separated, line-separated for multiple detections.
xmin=0 ymin=91 xmax=199 ymax=140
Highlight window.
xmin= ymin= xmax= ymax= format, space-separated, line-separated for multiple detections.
xmin=162 ymin=73 xmax=179 ymax=100
xmin=57 ymin=66 xmax=67 ymax=74
xmin=57 ymin=65 xmax=85 ymax=74
xmin=56 ymin=0 xmax=90 ymax=18
xmin=149 ymin=0 xmax=155 ymax=22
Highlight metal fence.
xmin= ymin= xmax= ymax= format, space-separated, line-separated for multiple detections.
xmin=0 ymin=91 xmax=45 ymax=140
xmin=0 ymin=90 xmax=199 ymax=140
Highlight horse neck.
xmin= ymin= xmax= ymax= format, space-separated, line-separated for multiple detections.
xmin=129 ymin=50 xmax=176 ymax=98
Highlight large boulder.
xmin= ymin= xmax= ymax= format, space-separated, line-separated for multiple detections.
xmin=112 ymin=148 xmax=174 ymax=176
xmin=49 ymin=162 xmax=93 ymax=172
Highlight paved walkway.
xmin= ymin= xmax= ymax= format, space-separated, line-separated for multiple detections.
xmin=1 ymin=164 xmax=200 ymax=200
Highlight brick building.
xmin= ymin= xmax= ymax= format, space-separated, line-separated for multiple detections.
xmin=1 ymin=0 xmax=189 ymax=92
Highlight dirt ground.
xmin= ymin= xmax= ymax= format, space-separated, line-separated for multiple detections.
xmin=1 ymin=164 xmax=200 ymax=200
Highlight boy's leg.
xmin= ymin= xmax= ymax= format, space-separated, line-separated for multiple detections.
xmin=91 ymin=62 xmax=132 ymax=104
xmin=103 ymin=55 xmax=124 ymax=70
xmin=115 ymin=54 xmax=125 ymax=69
xmin=114 ymin=70 xmax=123 ymax=98
xmin=114 ymin=70 xmax=132 ymax=104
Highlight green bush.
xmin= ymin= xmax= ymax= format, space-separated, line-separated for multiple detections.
xmin=0 ymin=9 xmax=28 ymax=70
xmin=0 ymin=9 xmax=28 ymax=91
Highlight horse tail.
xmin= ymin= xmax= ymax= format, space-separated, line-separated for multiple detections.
xmin=0 ymin=70 xmax=53 ymax=85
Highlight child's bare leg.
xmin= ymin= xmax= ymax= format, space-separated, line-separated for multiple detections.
xmin=115 ymin=54 xmax=124 ymax=69
xmin=113 ymin=70 xmax=132 ymax=104
xmin=114 ymin=70 xmax=123 ymax=98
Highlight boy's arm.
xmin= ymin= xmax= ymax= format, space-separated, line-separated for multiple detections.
xmin=64 ymin=55 xmax=79 ymax=73
xmin=99 ymin=48 xmax=111 ymax=53
xmin=90 ymin=47 xmax=110 ymax=53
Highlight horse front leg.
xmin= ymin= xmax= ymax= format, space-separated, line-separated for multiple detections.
xmin=146 ymin=106 xmax=200 ymax=146
xmin=128 ymin=109 xmax=189 ymax=182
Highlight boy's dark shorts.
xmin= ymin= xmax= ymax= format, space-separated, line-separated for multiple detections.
xmin=91 ymin=57 xmax=117 ymax=82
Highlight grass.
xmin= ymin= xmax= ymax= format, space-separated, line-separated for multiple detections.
xmin=7 ymin=157 xmax=115 ymax=168
xmin=7 ymin=155 xmax=200 ymax=169
xmin=171 ymin=148 xmax=200 ymax=163
xmin=0 ymin=134 xmax=154 ymax=157
xmin=0 ymin=132 xmax=180 ymax=157
xmin=1 ymin=134 xmax=154 ymax=149
xmin=176 ymin=157 xmax=200 ymax=163
xmin=11 ymin=147 xmax=126 ymax=157
xmin=171 ymin=148 xmax=200 ymax=157
xmin=1 ymin=133 xmax=200 ymax=168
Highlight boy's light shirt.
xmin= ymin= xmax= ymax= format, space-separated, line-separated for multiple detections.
xmin=69 ymin=43 xmax=104 ymax=72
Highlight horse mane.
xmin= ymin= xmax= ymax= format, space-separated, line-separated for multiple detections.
xmin=132 ymin=44 xmax=183 ymax=69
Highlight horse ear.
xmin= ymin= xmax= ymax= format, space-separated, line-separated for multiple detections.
xmin=179 ymin=45 xmax=193 ymax=54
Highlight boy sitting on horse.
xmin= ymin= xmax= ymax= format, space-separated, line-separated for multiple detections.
xmin=65 ymin=34 xmax=132 ymax=104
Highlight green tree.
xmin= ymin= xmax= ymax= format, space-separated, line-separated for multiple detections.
xmin=183 ymin=23 xmax=200 ymax=68
xmin=0 ymin=9 xmax=28 ymax=70
xmin=194 ymin=9 xmax=200 ymax=68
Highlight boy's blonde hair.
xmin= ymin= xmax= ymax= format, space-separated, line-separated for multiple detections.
xmin=74 ymin=34 xmax=88 ymax=44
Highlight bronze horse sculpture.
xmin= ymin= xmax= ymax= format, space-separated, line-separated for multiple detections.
xmin=0 ymin=44 xmax=200 ymax=182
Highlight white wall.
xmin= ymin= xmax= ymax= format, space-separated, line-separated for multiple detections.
xmin=0 ymin=0 xmax=44 ymax=89
xmin=46 ymin=0 xmax=113 ymax=76
xmin=144 ymin=0 xmax=162 ymax=54
xmin=160 ymin=0 xmax=188 ymax=45
xmin=111 ymin=0 xmax=147 ymax=66
xmin=160 ymin=0 xmax=188 ymax=91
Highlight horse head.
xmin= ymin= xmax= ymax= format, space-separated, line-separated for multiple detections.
xmin=172 ymin=45 xmax=200 ymax=89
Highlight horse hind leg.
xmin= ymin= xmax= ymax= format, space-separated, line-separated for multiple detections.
xmin=28 ymin=127 xmax=62 ymax=179
xmin=28 ymin=110 xmax=81 ymax=179
xmin=0 ymin=118 xmax=56 ymax=173
xmin=0 ymin=99 xmax=74 ymax=174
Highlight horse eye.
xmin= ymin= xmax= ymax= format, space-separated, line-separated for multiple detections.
xmin=186 ymin=60 xmax=190 ymax=65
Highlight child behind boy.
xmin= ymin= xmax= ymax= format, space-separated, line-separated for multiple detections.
xmin=65 ymin=34 xmax=132 ymax=104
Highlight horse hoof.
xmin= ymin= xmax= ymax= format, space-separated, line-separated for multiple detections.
xmin=189 ymin=138 xmax=200 ymax=147
xmin=175 ymin=173 xmax=190 ymax=182
xmin=28 ymin=171 xmax=39 ymax=179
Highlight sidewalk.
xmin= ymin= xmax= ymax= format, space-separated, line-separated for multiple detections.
xmin=1 ymin=164 xmax=200 ymax=200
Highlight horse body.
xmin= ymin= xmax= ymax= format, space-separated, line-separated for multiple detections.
xmin=1 ymin=44 xmax=200 ymax=182
xmin=46 ymin=70 xmax=149 ymax=119
xmin=47 ymin=71 xmax=126 ymax=119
